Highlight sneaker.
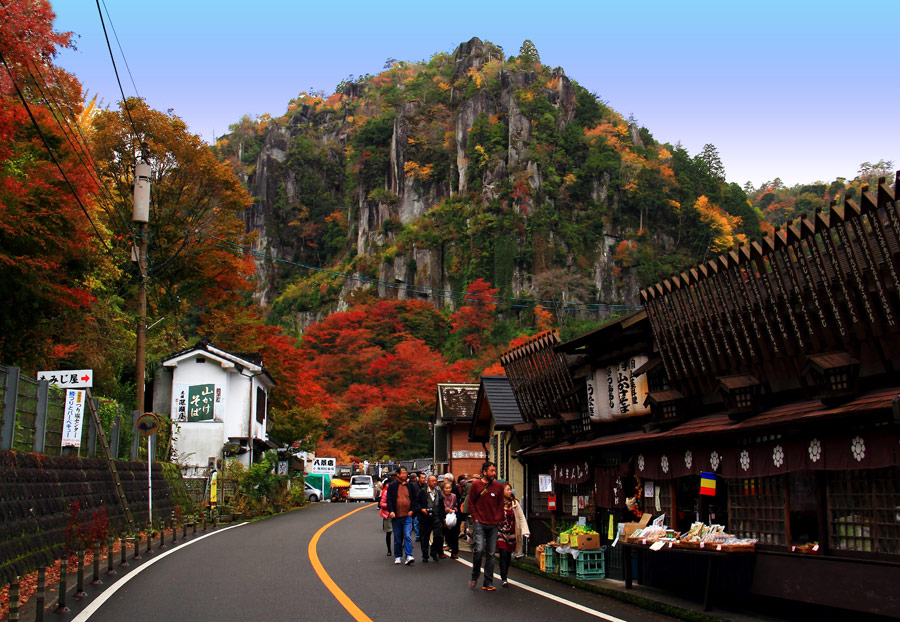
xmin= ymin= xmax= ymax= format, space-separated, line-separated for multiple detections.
xmin=405 ymin=556 xmax=415 ymax=565
xmin=513 ymin=553 xmax=524 ymax=559
xmin=394 ymin=557 xmax=402 ymax=565
xmin=422 ymin=557 xmax=429 ymax=563
xmin=502 ymin=581 xmax=509 ymax=588
xmin=482 ymin=585 xmax=496 ymax=591
xmin=467 ymin=579 xmax=477 ymax=589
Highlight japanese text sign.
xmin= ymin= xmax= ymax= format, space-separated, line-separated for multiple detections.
xmin=38 ymin=369 xmax=93 ymax=388
xmin=61 ymin=389 xmax=85 ymax=447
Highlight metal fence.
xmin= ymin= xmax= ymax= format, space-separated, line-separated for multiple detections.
xmin=0 ymin=365 xmax=100 ymax=457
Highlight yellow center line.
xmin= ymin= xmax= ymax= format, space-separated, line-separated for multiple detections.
xmin=308 ymin=503 xmax=377 ymax=622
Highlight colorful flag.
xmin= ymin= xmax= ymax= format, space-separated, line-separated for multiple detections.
xmin=700 ymin=471 xmax=717 ymax=496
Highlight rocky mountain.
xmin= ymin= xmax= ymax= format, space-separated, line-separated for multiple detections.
xmin=216 ymin=38 xmax=759 ymax=333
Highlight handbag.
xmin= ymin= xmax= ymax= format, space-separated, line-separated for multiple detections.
xmin=444 ymin=511 xmax=457 ymax=528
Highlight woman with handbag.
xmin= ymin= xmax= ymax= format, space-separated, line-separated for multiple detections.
xmin=440 ymin=480 xmax=459 ymax=558
xmin=496 ymin=482 xmax=530 ymax=587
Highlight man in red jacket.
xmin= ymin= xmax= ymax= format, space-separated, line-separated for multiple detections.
xmin=467 ymin=461 xmax=505 ymax=590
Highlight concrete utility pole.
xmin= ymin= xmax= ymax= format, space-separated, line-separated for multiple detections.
xmin=133 ymin=157 xmax=152 ymax=416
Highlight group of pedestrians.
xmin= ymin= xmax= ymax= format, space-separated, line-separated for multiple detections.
xmin=378 ymin=461 xmax=529 ymax=591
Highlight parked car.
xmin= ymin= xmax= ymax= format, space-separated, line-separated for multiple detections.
xmin=304 ymin=481 xmax=322 ymax=502
xmin=347 ymin=475 xmax=376 ymax=501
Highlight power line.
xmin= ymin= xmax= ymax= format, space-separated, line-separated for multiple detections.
xmin=199 ymin=232 xmax=643 ymax=313
xmin=0 ymin=49 xmax=112 ymax=253
xmin=100 ymin=0 xmax=140 ymax=99
xmin=21 ymin=60 xmax=132 ymax=237
xmin=95 ymin=0 xmax=141 ymax=147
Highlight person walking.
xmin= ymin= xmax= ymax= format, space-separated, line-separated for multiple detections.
xmin=457 ymin=474 xmax=470 ymax=542
xmin=497 ymin=482 xmax=530 ymax=587
xmin=379 ymin=474 xmax=396 ymax=556
xmin=417 ymin=475 xmax=445 ymax=562
xmin=409 ymin=471 xmax=422 ymax=541
xmin=386 ymin=467 xmax=418 ymax=565
xmin=467 ymin=461 xmax=505 ymax=591
xmin=440 ymin=479 xmax=459 ymax=558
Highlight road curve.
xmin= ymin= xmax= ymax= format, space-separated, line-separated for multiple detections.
xmin=73 ymin=502 xmax=672 ymax=622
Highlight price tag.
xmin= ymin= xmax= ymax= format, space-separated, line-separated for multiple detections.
xmin=812 ymin=544 xmax=819 ymax=552
xmin=716 ymin=544 xmax=722 ymax=551
xmin=700 ymin=542 xmax=705 ymax=549
xmin=668 ymin=542 xmax=673 ymax=548
xmin=792 ymin=546 xmax=796 ymax=552
xmin=642 ymin=539 xmax=647 ymax=545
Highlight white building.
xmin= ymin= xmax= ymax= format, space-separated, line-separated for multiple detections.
xmin=152 ymin=338 xmax=277 ymax=476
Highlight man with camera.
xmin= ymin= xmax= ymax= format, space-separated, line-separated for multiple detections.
xmin=417 ymin=474 xmax=446 ymax=562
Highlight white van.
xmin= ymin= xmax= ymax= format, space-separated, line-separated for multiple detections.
xmin=347 ymin=475 xmax=376 ymax=501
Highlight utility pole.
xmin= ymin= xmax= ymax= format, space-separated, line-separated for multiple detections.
xmin=133 ymin=156 xmax=152 ymax=416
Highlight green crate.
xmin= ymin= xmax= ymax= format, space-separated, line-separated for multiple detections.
xmin=575 ymin=549 xmax=605 ymax=580
xmin=541 ymin=548 xmax=558 ymax=573
xmin=558 ymin=552 xmax=575 ymax=576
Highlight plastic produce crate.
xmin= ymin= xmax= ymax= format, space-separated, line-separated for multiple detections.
xmin=541 ymin=547 xmax=558 ymax=574
xmin=558 ymin=551 xmax=575 ymax=576
xmin=575 ymin=548 xmax=605 ymax=580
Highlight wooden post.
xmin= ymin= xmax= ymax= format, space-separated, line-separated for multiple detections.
xmin=74 ymin=548 xmax=86 ymax=599
xmin=1 ymin=366 xmax=20 ymax=450
xmin=33 ymin=379 xmax=49 ymax=453
xmin=107 ymin=536 xmax=116 ymax=575
xmin=8 ymin=577 xmax=18 ymax=621
xmin=55 ymin=557 xmax=69 ymax=613
xmin=91 ymin=540 xmax=102 ymax=585
xmin=36 ymin=568 xmax=45 ymax=622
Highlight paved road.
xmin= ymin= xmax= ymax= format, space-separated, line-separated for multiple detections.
xmin=70 ymin=503 xmax=673 ymax=622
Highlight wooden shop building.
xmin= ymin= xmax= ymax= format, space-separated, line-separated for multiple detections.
xmin=506 ymin=175 xmax=900 ymax=617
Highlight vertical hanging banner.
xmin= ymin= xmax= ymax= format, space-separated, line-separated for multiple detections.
xmin=700 ymin=471 xmax=717 ymax=496
xmin=61 ymin=389 xmax=86 ymax=447
xmin=588 ymin=355 xmax=651 ymax=421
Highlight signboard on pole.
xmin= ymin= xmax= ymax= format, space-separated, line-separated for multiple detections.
xmin=136 ymin=413 xmax=160 ymax=436
xmin=61 ymin=389 xmax=86 ymax=447
xmin=311 ymin=457 xmax=336 ymax=475
xmin=38 ymin=369 xmax=93 ymax=388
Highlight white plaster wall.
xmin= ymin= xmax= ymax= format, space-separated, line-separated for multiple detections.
xmin=172 ymin=421 xmax=225 ymax=468
xmin=226 ymin=371 xmax=251 ymax=439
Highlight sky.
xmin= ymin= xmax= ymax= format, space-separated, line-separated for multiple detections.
xmin=50 ymin=0 xmax=899 ymax=189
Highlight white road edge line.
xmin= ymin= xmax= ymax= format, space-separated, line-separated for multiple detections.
xmin=72 ymin=522 xmax=249 ymax=622
xmin=454 ymin=557 xmax=629 ymax=622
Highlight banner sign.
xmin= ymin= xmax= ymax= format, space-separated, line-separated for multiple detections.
xmin=172 ymin=383 xmax=222 ymax=422
xmin=61 ymin=389 xmax=86 ymax=447
xmin=38 ymin=369 xmax=93 ymax=388
xmin=588 ymin=355 xmax=651 ymax=421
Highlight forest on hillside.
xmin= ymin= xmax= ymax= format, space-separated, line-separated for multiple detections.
xmin=2 ymin=4 xmax=893 ymax=459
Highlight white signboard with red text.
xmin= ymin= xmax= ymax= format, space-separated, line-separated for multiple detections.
xmin=38 ymin=369 xmax=93 ymax=388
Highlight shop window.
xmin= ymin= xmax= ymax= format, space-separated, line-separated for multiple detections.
xmin=788 ymin=471 xmax=820 ymax=547
xmin=560 ymin=481 xmax=594 ymax=518
xmin=827 ymin=467 xmax=900 ymax=554
xmin=727 ymin=476 xmax=786 ymax=547
xmin=528 ymin=470 xmax=549 ymax=515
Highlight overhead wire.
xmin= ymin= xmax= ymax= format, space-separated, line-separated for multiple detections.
xmin=198 ymin=232 xmax=643 ymax=313
xmin=95 ymin=0 xmax=142 ymax=149
xmin=0 ymin=49 xmax=112 ymax=253
xmin=20 ymin=60 xmax=133 ymax=238
xmin=100 ymin=0 xmax=141 ymax=99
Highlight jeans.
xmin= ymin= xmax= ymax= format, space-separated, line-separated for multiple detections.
xmin=392 ymin=515 xmax=413 ymax=559
xmin=471 ymin=521 xmax=498 ymax=586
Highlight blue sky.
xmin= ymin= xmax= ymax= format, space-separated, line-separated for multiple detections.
xmin=51 ymin=0 xmax=898 ymax=188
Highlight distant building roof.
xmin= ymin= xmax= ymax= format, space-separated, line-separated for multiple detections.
xmin=160 ymin=337 xmax=275 ymax=386
xmin=470 ymin=376 xmax=524 ymax=442
xmin=434 ymin=383 xmax=480 ymax=422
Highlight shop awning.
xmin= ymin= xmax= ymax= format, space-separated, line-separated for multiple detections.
xmin=523 ymin=384 xmax=900 ymax=458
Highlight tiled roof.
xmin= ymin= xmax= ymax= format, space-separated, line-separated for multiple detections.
xmin=436 ymin=384 xmax=479 ymax=422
